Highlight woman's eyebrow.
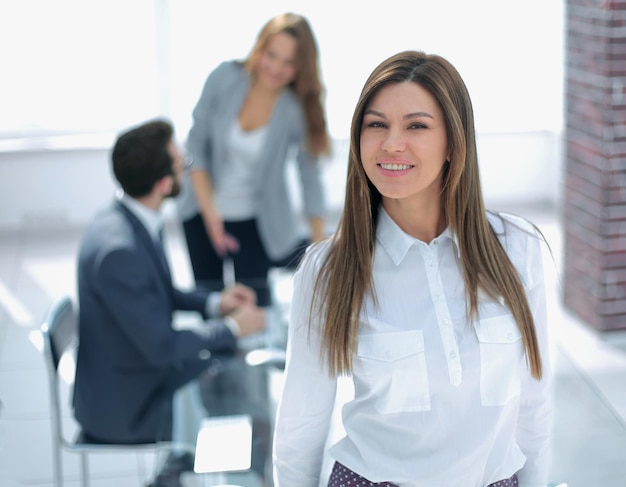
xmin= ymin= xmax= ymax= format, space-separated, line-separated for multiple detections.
xmin=364 ymin=109 xmax=385 ymax=118
xmin=404 ymin=111 xmax=434 ymax=120
xmin=363 ymin=109 xmax=434 ymax=120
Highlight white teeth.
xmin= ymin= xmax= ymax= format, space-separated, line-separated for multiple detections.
xmin=380 ymin=163 xmax=411 ymax=171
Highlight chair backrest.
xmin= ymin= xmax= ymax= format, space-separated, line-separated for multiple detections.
xmin=41 ymin=296 xmax=77 ymax=370
xmin=40 ymin=296 xmax=78 ymax=447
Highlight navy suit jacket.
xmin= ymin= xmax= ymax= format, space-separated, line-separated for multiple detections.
xmin=73 ymin=200 xmax=237 ymax=443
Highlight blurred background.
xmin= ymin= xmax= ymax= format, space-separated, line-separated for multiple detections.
xmin=3 ymin=1 xmax=626 ymax=487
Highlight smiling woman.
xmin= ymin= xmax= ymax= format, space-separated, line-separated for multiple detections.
xmin=273 ymin=50 xmax=552 ymax=487
xmin=175 ymin=12 xmax=330 ymax=310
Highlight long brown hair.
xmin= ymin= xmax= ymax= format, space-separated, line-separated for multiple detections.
xmin=313 ymin=51 xmax=543 ymax=380
xmin=244 ymin=12 xmax=330 ymax=156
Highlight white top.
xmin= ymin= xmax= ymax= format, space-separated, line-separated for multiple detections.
xmin=273 ymin=209 xmax=552 ymax=487
xmin=214 ymin=120 xmax=268 ymax=221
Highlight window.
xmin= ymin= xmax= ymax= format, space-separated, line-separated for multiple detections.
xmin=0 ymin=0 xmax=564 ymax=143
xmin=0 ymin=0 xmax=159 ymax=138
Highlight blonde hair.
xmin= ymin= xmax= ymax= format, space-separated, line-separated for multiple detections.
xmin=313 ymin=51 xmax=543 ymax=380
xmin=244 ymin=12 xmax=330 ymax=156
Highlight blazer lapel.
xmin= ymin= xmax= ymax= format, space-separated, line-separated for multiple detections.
xmin=115 ymin=202 xmax=174 ymax=299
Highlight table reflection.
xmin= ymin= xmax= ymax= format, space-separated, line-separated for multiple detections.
xmin=197 ymin=301 xmax=288 ymax=486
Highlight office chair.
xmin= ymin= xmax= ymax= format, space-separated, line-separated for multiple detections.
xmin=40 ymin=295 xmax=174 ymax=487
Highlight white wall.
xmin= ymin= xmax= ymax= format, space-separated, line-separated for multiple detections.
xmin=0 ymin=130 xmax=563 ymax=231
xmin=478 ymin=131 xmax=564 ymax=208
xmin=0 ymin=143 xmax=115 ymax=230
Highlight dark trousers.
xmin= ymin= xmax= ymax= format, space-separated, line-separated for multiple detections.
xmin=182 ymin=214 xmax=308 ymax=306
xmin=79 ymin=358 xmax=213 ymax=445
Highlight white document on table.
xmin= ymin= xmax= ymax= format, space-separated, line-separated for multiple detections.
xmin=193 ymin=414 xmax=252 ymax=473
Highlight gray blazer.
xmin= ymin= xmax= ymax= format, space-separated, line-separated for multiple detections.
xmin=73 ymin=201 xmax=237 ymax=443
xmin=176 ymin=61 xmax=327 ymax=260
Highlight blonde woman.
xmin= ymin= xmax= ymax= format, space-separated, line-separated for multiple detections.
xmin=177 ymin=12 xmax=330 ymax=306
xmin=273 ymin=51 xmax=552 ymax=487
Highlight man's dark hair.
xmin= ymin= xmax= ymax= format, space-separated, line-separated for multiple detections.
xmin=112 ymin=119 xmax=175 ymax=198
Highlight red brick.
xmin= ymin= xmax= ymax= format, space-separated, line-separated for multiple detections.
xmin=564 ymin=0 xmax=626 ymax=331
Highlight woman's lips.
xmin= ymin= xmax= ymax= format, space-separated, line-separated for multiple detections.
xmin=377 ymin=160 xmax=414 ymax=176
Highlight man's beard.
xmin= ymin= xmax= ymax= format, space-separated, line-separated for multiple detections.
xmin=168 ymin=178 xmax=181 ymax=198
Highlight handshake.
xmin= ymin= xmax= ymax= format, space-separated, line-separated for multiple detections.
xmin=218 ymin=283 xmax=266 ymax=337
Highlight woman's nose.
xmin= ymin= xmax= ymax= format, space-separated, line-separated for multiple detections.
xmin=381 ymin=129 xmax=406 ymax=152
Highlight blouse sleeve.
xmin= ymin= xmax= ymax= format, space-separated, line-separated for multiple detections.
xmin=186 ymin=62 xmax=230 ymax=174
xmin=273 ymin=244 xmax=338 ymax=486
xmin=295 ymin=146 xmax=326 ymax=219
xmin=515 ymin=227 xmax=553 ymax=487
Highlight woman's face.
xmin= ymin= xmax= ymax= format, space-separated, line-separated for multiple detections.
xmin=360 ymin=81 xmax=449 ymax=207
xmin=256 ymin=32 xmax=298 ymax=91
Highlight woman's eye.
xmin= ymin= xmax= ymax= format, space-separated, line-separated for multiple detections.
xmin=409 ymin=122 xmax=427 ymax=129
xmin=366 ymin=121 xmax=386 ymax=128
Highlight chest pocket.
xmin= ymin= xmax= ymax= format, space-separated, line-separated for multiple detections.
xmin=356 ymin=330 xmax=430 ymax=413
xmin=474 ymin=315 xmax=524 ymax=406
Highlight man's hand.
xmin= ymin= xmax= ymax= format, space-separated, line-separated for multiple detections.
xmin=229 ymin=305 xmax=265 ymax=337
xmin=219 ymin=283 xmax=257 ymax=315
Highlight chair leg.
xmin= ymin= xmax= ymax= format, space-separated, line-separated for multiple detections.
xmin=52 ymin=445 xmax=63 ymax=487
xmin=136 ymin=451 xmax=147 ymax=482
xmin=80 ymin=452 xmax=90 ymax=487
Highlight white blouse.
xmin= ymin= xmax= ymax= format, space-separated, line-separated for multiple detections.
xmin=273 ymin=209 xmax=552 ymax=487
xmin=214 ymin=121 xmax=268 ymax=221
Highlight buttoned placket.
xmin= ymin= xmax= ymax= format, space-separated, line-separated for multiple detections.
xmin=420 ymin=238 xmax=463 ymax=386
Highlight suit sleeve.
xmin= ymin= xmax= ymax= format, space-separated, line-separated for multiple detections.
xmin=173 ymin=287 xmax=211 ymax=318
xmin=93 ymin=246 xmax=237 ymax=368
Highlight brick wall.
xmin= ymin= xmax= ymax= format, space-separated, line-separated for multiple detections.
xmin=563 ymin=0 xmax=626 ymax=331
